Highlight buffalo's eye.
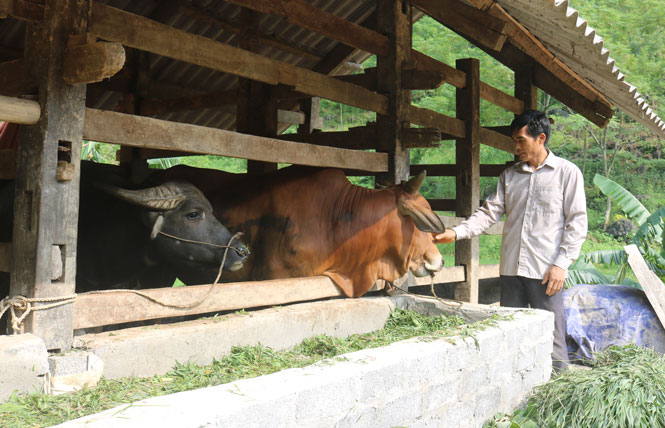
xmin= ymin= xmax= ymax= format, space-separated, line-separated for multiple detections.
xmin=186 ymin=211 xmax=201 ymax=220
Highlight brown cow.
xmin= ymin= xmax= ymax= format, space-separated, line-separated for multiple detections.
xmin=162 ymin=166 xmax=445 ymax=297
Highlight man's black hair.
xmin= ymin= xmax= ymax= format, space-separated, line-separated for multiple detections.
xmin=510 ymin=110 xmax=550 ymax=145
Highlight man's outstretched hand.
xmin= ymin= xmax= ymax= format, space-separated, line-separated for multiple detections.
xmin=433 ymin=229 xmax=456 ymax=244
xmin=542 ymin=265 xmax=566 ymax=296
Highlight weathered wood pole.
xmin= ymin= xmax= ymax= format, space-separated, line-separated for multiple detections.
xmin=237 ymin=8 xmax=279 ymax=175
xmin=514 ymin=64 xmax=538 ymax=111
xmin=10 ymin=0 xmax=90 ymax=350
xmin=454 ymin=58 xmax=481 ymax=303
xmin=375 ymin=0 xmax=412 ymax=186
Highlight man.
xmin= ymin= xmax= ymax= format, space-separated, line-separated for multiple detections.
xmin=434 ymin=110 xmax=587 ymax=372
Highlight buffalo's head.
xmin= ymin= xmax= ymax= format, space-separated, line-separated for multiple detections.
xmin=395 ymin=171 xmax=445 ymax=279
xmin=100 ymin=180 xmax=249 ymax=272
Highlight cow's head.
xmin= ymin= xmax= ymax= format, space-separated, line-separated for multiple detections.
xmin=100 ymin=180 xmax=249 ymax=272
xmin=395 ymin=171 xmax=445 ymax=279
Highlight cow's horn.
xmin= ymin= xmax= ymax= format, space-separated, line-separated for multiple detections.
xmin=402 ymin=170 xmax=426 ymax=195
xmin=98 ymin=182 xmax=186 ymax=210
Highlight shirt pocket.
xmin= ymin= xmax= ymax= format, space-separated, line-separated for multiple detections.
xmin=533 ymin=185 xmax=563 ymax=215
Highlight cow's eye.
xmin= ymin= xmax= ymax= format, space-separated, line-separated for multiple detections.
xmin=186 ymin=211 xmax=201 ymax=220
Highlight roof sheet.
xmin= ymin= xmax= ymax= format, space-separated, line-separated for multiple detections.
xmin=496 ymin=0 xmax=665 ymax=136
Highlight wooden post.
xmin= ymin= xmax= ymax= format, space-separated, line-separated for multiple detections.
xmin=514 ymin=64 xmax=538 ymax=111
xmin=10 ymin=0 xmax=89 ymax=350
xmin=297 ymin=96 xmax=321 ymax=137
xmin=454 ymin=58 xmax=480 ymax=303
xmin=237 ymin=8 xmax=278 ymax=175
xmin=375 ymin=0 xmax=411 ymax=186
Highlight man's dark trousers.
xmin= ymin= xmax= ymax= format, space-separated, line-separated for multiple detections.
xmin=500 ymin=275 xmax=569 ymax=373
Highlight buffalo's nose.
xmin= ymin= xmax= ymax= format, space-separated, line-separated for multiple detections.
xmin=236 ymin=245 xmax=250 ymax=258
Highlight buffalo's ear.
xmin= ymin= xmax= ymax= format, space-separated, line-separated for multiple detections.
xmin=401 ymin=170 xmax=426 ymax=195
xmin=150 ymin=215 xmax=165 ymax=240
xmin=398 ymin=198 xmax=445 ymax=233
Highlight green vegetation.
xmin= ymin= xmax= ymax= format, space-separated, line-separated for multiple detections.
xmin=484 ymin=345 xmax=665 ymax=428
xmin=0 ymin=308 xmax=509 ymax=428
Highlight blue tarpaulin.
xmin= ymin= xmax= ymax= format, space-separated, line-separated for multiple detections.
xmin=564 ymin=284 xmax=665 ymax=361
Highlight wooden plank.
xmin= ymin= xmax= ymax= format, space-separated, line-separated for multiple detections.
xmin=0 ymin=148 xmax=16 ymax=179
xmin=409 ymin=50 xmax=466 ymax=88
xmin=428 ymin=199 xmax=457 ymax=212
xmin=10 ymin=0 xmax=88 ymax=351
xmin=625 ymin=244 xmax=665 ymax=330
xmin=63 ymin=41 xmax=125 ymax=85
xmin=480 ymin=82 xmax=523 ymax=115
xmin=411 ymin=0 xmax=507 ymax=52
xmin=411 ymin=163 xmax=509 ymax=177
xmin=412 ymin=265 xmax=466 ymax=286
xmin=73 ymin=276 xmax=346 ymax=329
xmin=478 ymin=263 xmax=500 ymax=279
xmin=83 ymin=108 xmax=389 ymax=172
xmin=515 ymin=64 xmax=538 ymax=111
xmin=0 ymin=0 xmax=44 ymax=22
xmin=407 ymin=105 xmax=465 ymax=139
xmin=277 ymin=109 xmax=305 ymax=125
xmin=0 ymin=94 xmax=41 ymax=125
xmin=224 ymin=0 xmax=390 ymax=57
xmin=455 ymin=58 xmax=481 ymax=304
xmin=480 ymin=127 xmax=516 ymax=154
xmin=402 ymin=127 xmax=441 ymax=148
xmin=277 ymin=125 xmax=378 ymax=150
xmin=88 ymin=3 xmax=388 ymax=115
xmin=0 ymin=242 xmax=10 ymax=273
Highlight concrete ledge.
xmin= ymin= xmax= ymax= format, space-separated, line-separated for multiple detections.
xmin=74 ymin=297 xmax=395 ymax=378
xmin=0 ymin=334 xmax=48 ymax=401
xmin=58 ymin=296 xmax=554 ymax=427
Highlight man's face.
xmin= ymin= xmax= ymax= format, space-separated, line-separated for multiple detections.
xmin=512 ymin=125 xmax=546 ymax=164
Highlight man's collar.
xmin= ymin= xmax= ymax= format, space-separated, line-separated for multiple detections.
xmin=515 ymin=149 xmax=559 ymax=172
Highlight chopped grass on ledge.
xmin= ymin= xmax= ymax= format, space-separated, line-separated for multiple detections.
xmin=0 ymin=308 xmax=509 ymax=428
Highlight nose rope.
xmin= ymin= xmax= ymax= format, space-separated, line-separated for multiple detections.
xmin=158 ymin=230 xmax=248 ymax=256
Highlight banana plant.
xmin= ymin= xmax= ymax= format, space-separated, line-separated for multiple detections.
xmin=566 ymin=174 xmax=665 ymax=288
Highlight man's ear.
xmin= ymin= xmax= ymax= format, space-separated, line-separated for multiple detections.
xmin=538 ymin=132 xmax=547 ymax=145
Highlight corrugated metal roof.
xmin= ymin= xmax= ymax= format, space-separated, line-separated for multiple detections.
xmin=497 ymin=0 xmax=665 ymax=136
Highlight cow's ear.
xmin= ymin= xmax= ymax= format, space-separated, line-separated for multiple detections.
xmin=401 ymin=170 xmax=426 ymax=194
xmin=398 ymin=198 xmax=446 ymax=233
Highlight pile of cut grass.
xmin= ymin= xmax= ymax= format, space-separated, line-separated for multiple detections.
xmin=0 ymin=308 xmax=506 ymax=428
xmin=485 ymin=344 xmax=665 ymax=428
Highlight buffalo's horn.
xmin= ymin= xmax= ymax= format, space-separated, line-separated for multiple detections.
xmin=402 ymin=170 xmax=426 ymax=195
xmin=150 ymin=215 xmax=164 ymax=240
xmin=97 ymin=182 xmax=186 ymax=210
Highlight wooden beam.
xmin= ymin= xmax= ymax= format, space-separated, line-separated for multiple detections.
xmin=411 ymin=163 xmax=509 ymax=177
xmin=480 ymin=82 xmax=524 ymax=115
xmin=277 ymin=109 xmax=305 ymax=125
xmin=88 ymin=3 xmax=388 ymax=115
xmin=63 ymin=41 xmax=125 ymax=85
xmin=0 ymin=149 xmax=16 ymax=179
xmin=83 ymin=108 xmax=389 ymax=172
xmin=335 ymin=69 xmax=377 ymax=91
xmin=0 ymin=94 xmax=41 ymax=125
xmin=480 ymin=127 xmax=516 ymax=154
xmin=411 ymin=0 xmax=507 ymax=52
xmin=0 ymin=242 xmax=10 ymax=273
xmin=224 ymin=0 xmax=390 ymax=57
xmin=455 ymin=58 xmax=481 ymax=304
xmin=407 ymin=105 xmax=465 ymax=139
xmin=409 ymin=50 xmax=466 ymax=88
xmin=0 ymin=0 xmax=44 ymax=22
xmin=276 ymin=125 xmax=378 ymax=150
xmin=412 ymin=265 xmax=465 ymax=286
xmin=402 ymin=127 xmax=441 ymax=148
xmin=625 ymin=244 xmax=665 ymax=330
xmin=428 ymin=199 xmax=457 ymax=212
xmin=73 ymin=276 xmax=347 ymax=329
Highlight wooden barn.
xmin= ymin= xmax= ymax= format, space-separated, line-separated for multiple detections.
xmin=0 ymin=0 xmax=663 ymax=353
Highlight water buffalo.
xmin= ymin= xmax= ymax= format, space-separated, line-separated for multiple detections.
xmin=0 ymin=167 xmax=249 ymax=297
xmin=162 ymin=165 xmax=445 ymax=297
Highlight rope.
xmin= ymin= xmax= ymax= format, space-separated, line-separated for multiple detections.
xmin=158 ymin=230 xmax=247 ymax=254
xmin=0 ymin=232 xmax=244 ymax=332
xmin=0 ymin=294 xmax=77 ymax=334
xmin=388 ymin=274 xmax=463 ymax=309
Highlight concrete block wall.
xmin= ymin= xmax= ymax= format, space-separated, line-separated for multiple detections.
xmin=58 ymin=300 xmax=554 ymax=428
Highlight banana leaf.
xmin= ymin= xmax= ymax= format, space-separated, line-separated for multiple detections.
xmin=633 ymin=206 xmax=665 ymax=245
xmin=593 ymin=174 xmax=650 ymax=225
